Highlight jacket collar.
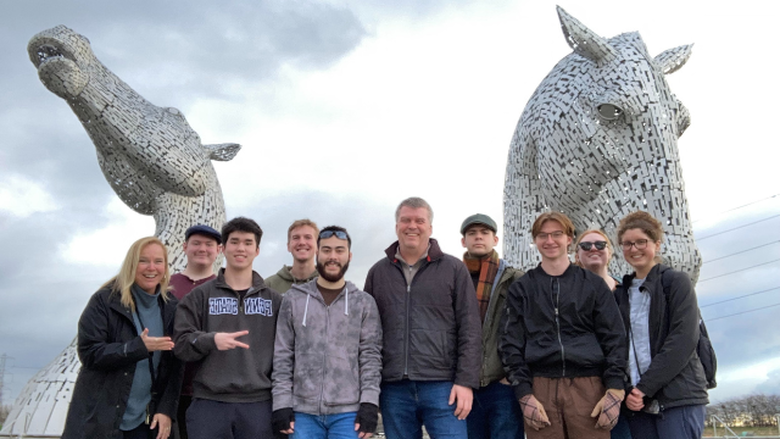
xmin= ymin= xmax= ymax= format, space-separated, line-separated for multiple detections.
xmin=384 ymin=238 xmax=444 ymax=263
xmin=621 ymin=263 xmax=669 ymax=290
xmin=214 ymin=268 xmax=267 ymax=296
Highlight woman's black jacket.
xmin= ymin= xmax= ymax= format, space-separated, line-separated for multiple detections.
xmin=616 ymin=264 xmax=709 ymax=410
xmin=62 ymin=285 xmax=183 ymax=439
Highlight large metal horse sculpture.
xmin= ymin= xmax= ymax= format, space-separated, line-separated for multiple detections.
xmin=27 ymin=25 xmax=239 ymax=272
xmin=504 ymin=7 xmax=701 ymax=282
xmin=0 ymin=26 xmax=239 ymax=438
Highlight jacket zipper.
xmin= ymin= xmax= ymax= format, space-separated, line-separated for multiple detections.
xmin=552 ymin=277 xmax=566 ymax=377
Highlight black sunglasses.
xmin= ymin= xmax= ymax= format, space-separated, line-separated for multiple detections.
xmin=578 ymin=241 xmax=607 ymax=251
xmin=319 ymin=230 xmax=349 ymax=240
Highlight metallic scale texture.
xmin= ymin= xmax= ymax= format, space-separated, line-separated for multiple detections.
xmin=503 ymin=7 xmax=701 ymax=283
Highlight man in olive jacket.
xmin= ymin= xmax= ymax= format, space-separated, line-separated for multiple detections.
xmin=364 ymin=197 xmax=481 ymax=439
xmin=460 ymin=213 xmax=524 ymax=439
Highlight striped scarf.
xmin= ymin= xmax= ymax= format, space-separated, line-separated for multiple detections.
xmin=463 ymin=249 xmax=500 ymax=322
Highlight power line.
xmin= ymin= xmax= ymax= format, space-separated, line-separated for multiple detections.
xmin=698 ymin=258 xmax=780 ymax=283
xmin=701 ymin=286 xmax=780 ymax=308
xmin=693 ymin=193 xmax=779 ymax=224
xmin=703 ymin=241 xmax=780 ymax=264
xmin=696 ymin=214 xmax=780 ymax=241
xmin=708 ymin=302 xmax=780 ymax=322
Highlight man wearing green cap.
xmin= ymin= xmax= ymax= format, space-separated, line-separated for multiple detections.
xmin=460 ymin=214 xmax=524 ymax=439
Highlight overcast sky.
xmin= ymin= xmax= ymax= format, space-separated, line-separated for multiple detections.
xmin=0 ymin=0 xmax=778 ymax=406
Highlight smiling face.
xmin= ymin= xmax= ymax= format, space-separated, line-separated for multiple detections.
xmin=620 ymin=228 xmax=661 ymax=278
xmin=316 ymin=235 xmax=352 ymax=283
xmin=134 ymin=243 xmax=167 ymax=294
xmin=576 ymin=231 xmax=611 ymax=273
xmin=396 ymin=206 xmax=433 ymax=253
xmin=534 ymin=219 xmax=572 ymax=263
xmin=288 ymin=225 xmax=317 ymax=263
xmin=223 ymin=231 xmax=260 ymax=271
xmin=462 ymin=225 xmax=498 ymax=258
xmin=183 ymin=234 xmax=221 ymax=269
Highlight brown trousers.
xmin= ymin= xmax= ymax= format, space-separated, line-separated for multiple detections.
xmin=526 ymin=376 xmax=608 ymax=439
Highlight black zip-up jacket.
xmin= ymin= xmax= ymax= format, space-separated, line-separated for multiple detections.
xmin=63 ymin=285 xmax=182 ymax=439
xmin=364 ymin=239 xmax=481 ymax=388
xmin=616 ymin=264 xmax=709 ymax=410
xmin=499 ymin=263 xmax=627 ymax=400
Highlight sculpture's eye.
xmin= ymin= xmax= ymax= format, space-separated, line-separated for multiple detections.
xmin=597 ymin=103 xmax=623 ymax=121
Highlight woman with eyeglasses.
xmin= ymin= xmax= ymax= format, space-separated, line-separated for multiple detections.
xmin=614 ymin=212 xmax=708 ymax=439
xmin=62 ymin=237 xmax=182 ymax=439
xmin=574 ymin=230 xmax=632 ymax=439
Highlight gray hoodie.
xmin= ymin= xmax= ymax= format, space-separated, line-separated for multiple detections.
xmin=272 ymin=279 xmax=382 ymax=415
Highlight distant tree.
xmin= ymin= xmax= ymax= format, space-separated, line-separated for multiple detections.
xmin=707 ymin=393 xmax=780 ymax=427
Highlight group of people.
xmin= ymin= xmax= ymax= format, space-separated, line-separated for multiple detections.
xmin=61 ymin=196 xmax=709 ymax=439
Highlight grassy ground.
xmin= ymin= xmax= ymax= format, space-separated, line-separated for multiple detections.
xmin=704 ymin=426 xmax=780 ymax=437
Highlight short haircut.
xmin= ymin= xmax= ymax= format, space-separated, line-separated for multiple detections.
xmin=531 ymin=211 xmax=575 ymax=239
xmin=395 ymin=197 xmax=433 ymax=223
xmin=221 ymin=217 xmax=263 ymax=248
xmin=617 ymin=211 xmax=665 ymax=244
xmin=573 ymin=229 xmax=614 ymax=267
xmin=318 ymin=225 xmax=352 ymax=249
xmin=287 ymin=219 xmax=319 ymax=242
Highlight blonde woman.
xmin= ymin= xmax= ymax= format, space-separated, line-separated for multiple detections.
xmin=574 ymin=229 xmax=632 ymax=439
xmin=615 ymin=212 xmax=708 ymax=439
xmin=63 ymin=237 xmax=182 ymax=439
xmin=574 ymin=229 xmax=618 ymax=291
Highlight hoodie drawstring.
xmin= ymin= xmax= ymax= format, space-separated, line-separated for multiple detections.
xmin=302 ymin=294 xmax=310 ymax=327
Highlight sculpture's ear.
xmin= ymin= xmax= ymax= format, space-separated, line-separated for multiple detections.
xmin=654 ymin=44 xmax=693 ymax=75
xmin=557 ymin=5 xmax=616 ymax=64
xmin=205 ymin=143 xmax=241 ymax=161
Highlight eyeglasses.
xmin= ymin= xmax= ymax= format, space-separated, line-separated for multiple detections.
xmin=621 ymin=239 xmax=649 ymax=250
xmin=319 ymin=230 xmax=349 ymax=240
xmin=578 ymin=241 xmax=607 ymax=251
xmin=536 ymin=231 xmax=566 ymax=240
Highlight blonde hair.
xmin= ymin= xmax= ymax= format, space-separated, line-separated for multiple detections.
xmin=574 ymin=229 xmax=613 ymax=267
xmin=287 ymin=219 xmax=319 ymax=242
xmin=100 ymin=237 xmax=171 ymax=310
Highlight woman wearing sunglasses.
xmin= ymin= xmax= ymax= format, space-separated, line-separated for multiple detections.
xmin=615 ymin=212 xmax=708 ymax=439
xmin=574 ymin=230 xmax=632 ymax=439
xmin=574 ymin=230 xmax=619 ymax=291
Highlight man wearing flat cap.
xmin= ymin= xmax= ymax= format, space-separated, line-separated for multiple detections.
xmin=170 ymin=224 xmax=223 ymax=439
xmin=460 ymin=214 xmax=525 ymax=439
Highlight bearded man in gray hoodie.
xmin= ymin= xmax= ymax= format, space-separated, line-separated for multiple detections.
xmin=272 ymin=225 xmax=383 ymax=439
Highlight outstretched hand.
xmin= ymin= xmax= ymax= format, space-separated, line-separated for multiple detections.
xmin=215 ymin=330 xmax=250 ymax=350
xmin=141 ymin=328 xmax=174 ymax=352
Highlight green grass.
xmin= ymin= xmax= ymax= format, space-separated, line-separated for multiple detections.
xmin=704 ymin=425 xmax=780 ymax=437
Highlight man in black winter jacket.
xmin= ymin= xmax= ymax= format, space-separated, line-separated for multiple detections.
xmin=365 ymin=197 xmax=481 ymax=439
xmin=499 ymin=212 xmax=627 ymax=439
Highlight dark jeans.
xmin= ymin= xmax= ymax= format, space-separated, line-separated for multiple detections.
xmin=627 ymin=404 xmax=705 ymax=439
xmin=186 ymin=398 xmax=273 ymax=439
xmin=380 ymin=380 xmax=468 ymax=439
xmin=467 ymin=381 xmax=524 ymax=439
